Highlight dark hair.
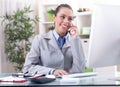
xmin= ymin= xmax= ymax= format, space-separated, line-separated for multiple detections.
xmin=54 ymin=4 xmax=73 ymax=16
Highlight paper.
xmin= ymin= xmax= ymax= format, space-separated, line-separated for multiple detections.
xmin=60 ymin=78 xmax=80 ymax=85
xmin=109 ymin=77 xmax=120 ymax=81
xmin=62 ymin=72 xmax=97 ymax=78
xmin=0 ymin=76 xmax=27 ymax=83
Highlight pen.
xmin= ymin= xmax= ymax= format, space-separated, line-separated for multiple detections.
xmin=12 ymin=71 xmax=37 ymax=77
xmin=12 ymin=73 xmax=33 ymax=77
xmin=12 ymin=73 xmax=46 ymax=78
xmin=33 ymin=74 xmax=46 ymax=78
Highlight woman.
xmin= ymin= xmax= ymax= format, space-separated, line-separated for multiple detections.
xmin=23 ymin=4 xmax=85 ymax=76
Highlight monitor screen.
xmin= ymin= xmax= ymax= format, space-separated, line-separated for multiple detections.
xmin=86 ymin=4 xmax=120 ymax=68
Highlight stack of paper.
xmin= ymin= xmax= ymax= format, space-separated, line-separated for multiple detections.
xmin=0 ymin=76 xmax=27 ymax=83
xmin=62 ymin=72 xmax=97 ymax=78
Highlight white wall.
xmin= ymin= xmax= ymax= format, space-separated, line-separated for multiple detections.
xmin=94 ymin=0 xmax=120 ymax=5
xmin=0 ymin=0 xmax=2 ymax=72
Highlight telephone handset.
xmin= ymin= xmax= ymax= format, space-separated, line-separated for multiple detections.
xmin=68 ymin=28 xmax=75 ymax=35
xmin=68 ymin=23 xmax=76 ymax=35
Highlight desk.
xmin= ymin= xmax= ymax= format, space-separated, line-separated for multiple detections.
xmin=0 ymin=72 xmax=120 ymax=87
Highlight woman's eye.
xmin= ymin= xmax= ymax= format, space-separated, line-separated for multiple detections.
xmin=68 ymin=17 xmax=73 ymax=21
xmin=60 ymin=16 xmax=65 ymax=19
xmin=59 ymin=15 xmax=74 ymax=22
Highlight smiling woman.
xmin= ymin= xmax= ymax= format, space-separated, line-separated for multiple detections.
xmin=23 ymin=4 xmax=85 ymax=76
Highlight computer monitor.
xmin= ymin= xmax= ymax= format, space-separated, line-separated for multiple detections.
xmin=86 ymin=4 xmax=120 ymax=68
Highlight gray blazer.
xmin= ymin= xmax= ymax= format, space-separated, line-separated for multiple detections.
xmin=23 ymin=30 xmax=85 ymax=75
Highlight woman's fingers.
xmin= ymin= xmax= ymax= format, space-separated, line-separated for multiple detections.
xmin=53 ymin=69 xmax=68 ymax=76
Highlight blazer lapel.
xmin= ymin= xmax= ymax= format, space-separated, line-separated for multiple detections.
xmin=43 ymin=30 xmax=71 ymax=49
xmin=44 ymin=31 xmax=59 ymax=49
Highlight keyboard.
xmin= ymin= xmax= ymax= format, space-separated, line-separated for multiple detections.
xmin=62 ymin=72 xmax=97 ymax=78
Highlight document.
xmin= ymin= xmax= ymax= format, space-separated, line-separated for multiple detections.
xmin=60 ymin=78 xmax=80 ymax=85
xmin=109 ymin=77 xmax=120 ymax=81
xmin=0 ymin=73 xmax=44 ymax=83
xmin=62 ymin=72 xmax=97 ymax=78
xmin=0 ymin=76 xmax=27 ymax=83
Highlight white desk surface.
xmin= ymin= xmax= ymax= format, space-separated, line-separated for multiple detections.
xmin=0 ymin=72 xmax=120 ymax=86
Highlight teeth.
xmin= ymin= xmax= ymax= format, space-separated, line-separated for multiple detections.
xmin=63 ymin=24 xmax=67 ymax=28
xmin=63 ymin=24 xmax=67 ymax=26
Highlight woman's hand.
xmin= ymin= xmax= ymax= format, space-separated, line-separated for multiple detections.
xmin=53 ymin=69 xmax=68 ymax=76
xmin=68 ymin=23 xmax=79 ymax=38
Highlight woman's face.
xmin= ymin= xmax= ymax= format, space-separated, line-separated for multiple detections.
xmin=53 ymin=7 xmax=73 ymax=36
